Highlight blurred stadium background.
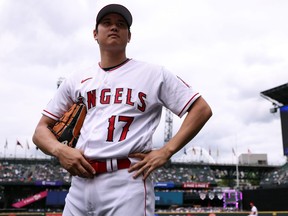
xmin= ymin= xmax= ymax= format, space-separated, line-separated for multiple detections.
xmin=1 ymin=156 xmax=288 ymax=216
xmin=0 ymin=82 xmax=287 ymax=216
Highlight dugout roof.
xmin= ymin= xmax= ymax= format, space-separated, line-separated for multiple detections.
xmin=260 ymin=82 xmax=288 ymax=106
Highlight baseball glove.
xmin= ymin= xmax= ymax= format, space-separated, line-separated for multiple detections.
xmin=49 ymin=96 xmax=87 ymax=148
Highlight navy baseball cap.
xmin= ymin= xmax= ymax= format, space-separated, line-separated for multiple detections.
xmin=96 ymin=4 xmax=133 ymax=28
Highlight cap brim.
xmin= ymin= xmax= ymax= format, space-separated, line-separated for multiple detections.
xmin=96 ymin=4 xmax=132 ymax=27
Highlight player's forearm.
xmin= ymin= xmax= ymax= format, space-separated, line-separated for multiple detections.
xmin=32 ymin=120 xmax=63 ymax=157
xmin=163 ymin=97 xmax=212 ymax=158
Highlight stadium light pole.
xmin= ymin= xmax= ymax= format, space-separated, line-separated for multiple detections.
xmin=233 ymin=135 xmax=239 ymax=189
xmin=236 ymin=156 xmax=239 ymax=188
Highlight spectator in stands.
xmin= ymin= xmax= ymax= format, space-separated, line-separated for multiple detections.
xmin=248 ymin=202 xmax=258 ymax=216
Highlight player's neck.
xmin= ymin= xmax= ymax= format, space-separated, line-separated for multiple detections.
xmin=99 ymin=51 xmax=127 ymax=68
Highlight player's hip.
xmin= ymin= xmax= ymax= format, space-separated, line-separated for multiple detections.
xmin=64 ymin=170 xmax=155 ymax=215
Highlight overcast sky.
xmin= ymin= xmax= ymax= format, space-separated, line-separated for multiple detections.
xmin=0 ymin=0 xmax=287 ymax=165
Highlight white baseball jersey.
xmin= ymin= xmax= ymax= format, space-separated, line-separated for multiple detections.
xmin=43 ymin=59 xmax=200 ymax=160
xmin=250 ymin=206 xmax=258 ymax=216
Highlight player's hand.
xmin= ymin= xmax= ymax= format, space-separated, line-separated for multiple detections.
xmin=128 ymin=148 xmax=170 ymax=180
xmin=56 ymin=144 xmax=96 ymax=178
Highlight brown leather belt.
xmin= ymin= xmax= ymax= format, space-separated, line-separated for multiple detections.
xmin=89 ymin=158 xmax=131 ymax=174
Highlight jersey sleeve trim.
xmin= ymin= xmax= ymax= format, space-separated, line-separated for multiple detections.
xmin=178 ymin=93 xmax=200 ymax=117
xmin=42 ymin=110 xmax=60 ymax=120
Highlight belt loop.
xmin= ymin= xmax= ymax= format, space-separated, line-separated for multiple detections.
xmin=106 ymin=159 xmax=112 ymax=172
xmin=112 ymin=159 xmax=118 ymax=171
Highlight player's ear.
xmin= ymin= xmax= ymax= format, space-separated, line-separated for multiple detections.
xmin=128 ymin=31 xmax=131 ymax=43
xmin=93 ymin=29 xmax=98 ymax=41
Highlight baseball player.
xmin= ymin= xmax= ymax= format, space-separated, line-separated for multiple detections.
xmin=32 ymin=4 xmax=212 ymax=216
xmin=248 ymin=202 xmax=258 ymax=216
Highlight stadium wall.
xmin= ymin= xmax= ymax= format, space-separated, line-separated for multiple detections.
xmin=0 ymin=212 xmax=288 ymax=216
xmin=2 ymin=182 xmax=288 ymax=212
xmin=242 ymin=187 xmax=288 ymax=211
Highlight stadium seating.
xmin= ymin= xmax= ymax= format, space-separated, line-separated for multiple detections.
xmin=0 ymin=158 xmax=286 ymax=188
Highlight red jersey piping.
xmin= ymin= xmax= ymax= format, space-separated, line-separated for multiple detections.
xmin=178 ymin=93 xmax=200 ymax=117
xmin=43 ymin=110 xmax=60 ymax=119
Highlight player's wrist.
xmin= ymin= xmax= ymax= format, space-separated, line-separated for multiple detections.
xmin=51 ymin=142 xmax=66 ymax=158
xmin=161 ymin=145 xmax=175 ymax=159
